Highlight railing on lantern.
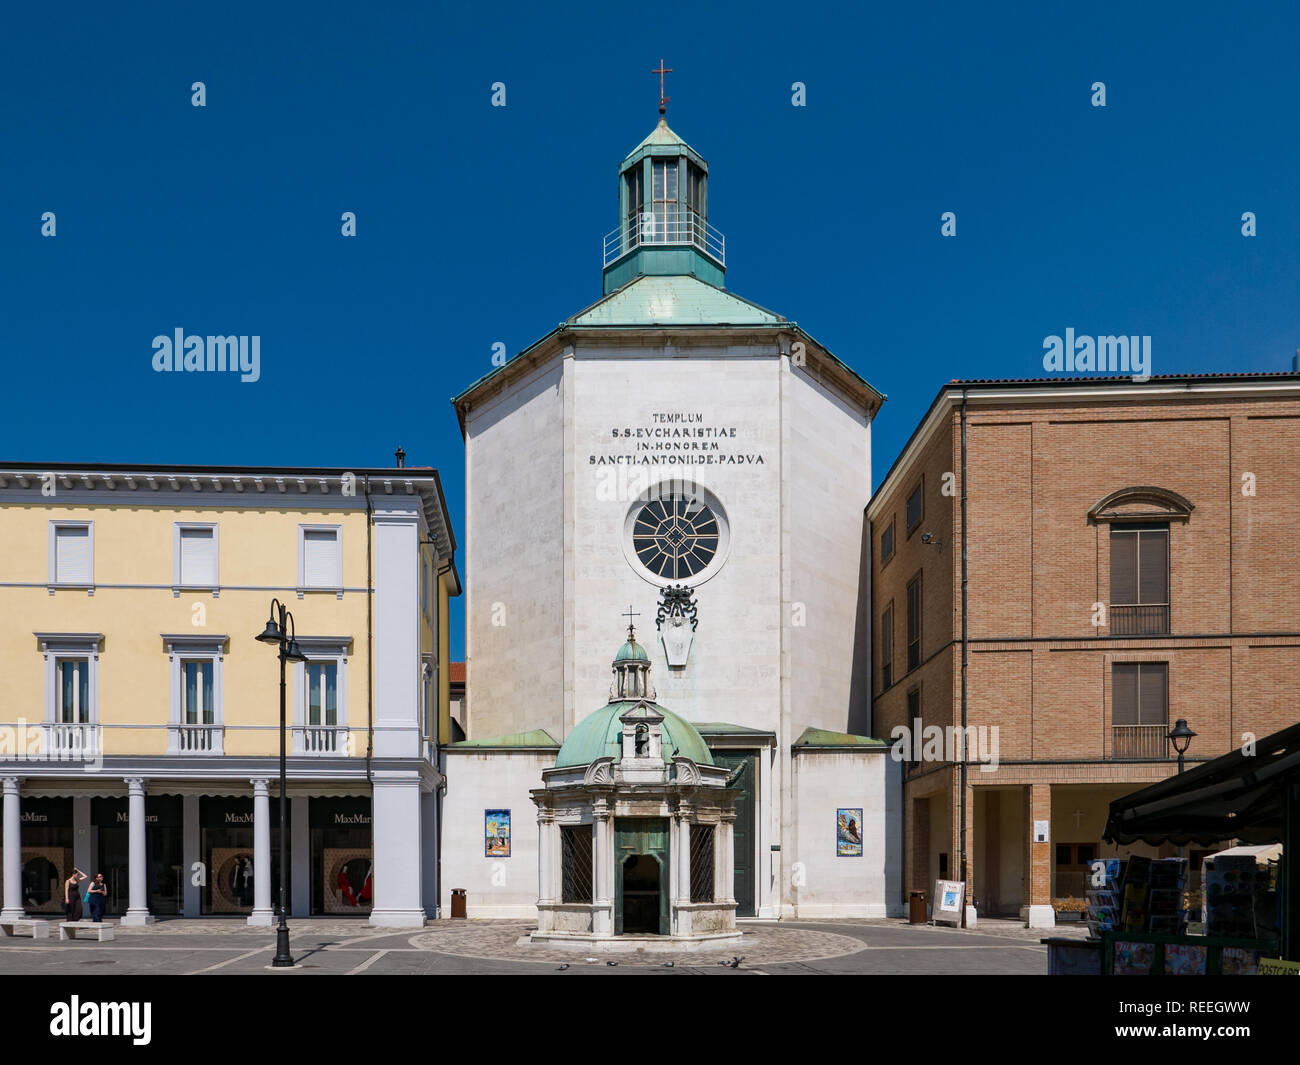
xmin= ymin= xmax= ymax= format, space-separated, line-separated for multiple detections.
xmin=1111 ymin=724 xmax=1169 ymax=760
xmin=602 ymin=209 xmax=726 ymax=267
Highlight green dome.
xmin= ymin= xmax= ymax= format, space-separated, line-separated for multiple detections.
xmin=556 ymin=701 xmax=714 ymax=768
xmin=614 ymin=639 xmax=650 ymax=663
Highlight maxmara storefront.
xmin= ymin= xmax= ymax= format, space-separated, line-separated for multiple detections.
xmin=0 ymin=773 xmax=383 ymax=922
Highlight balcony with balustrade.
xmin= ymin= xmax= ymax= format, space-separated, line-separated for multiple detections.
xmin=1111 ymin=724 xmax=1169 ymax=760
xmin=167 ymin=722 xmax=224 ymax=755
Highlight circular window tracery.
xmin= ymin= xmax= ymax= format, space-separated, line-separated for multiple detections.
xmin=622 ymin=486 xmax=730 ymax=587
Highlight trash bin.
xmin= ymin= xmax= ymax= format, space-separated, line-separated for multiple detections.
xmin=909 ymin=890 xmax=928 ymax=924
xmin=451 ymin=889 xmax=467 ymax=919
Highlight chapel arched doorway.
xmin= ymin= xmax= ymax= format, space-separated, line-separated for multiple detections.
xmin=621 ymin=854 xmax=661 ymax=934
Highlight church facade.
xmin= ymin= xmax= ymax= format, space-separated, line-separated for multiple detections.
xmin=441 ymin=112 xmax=902 ymax=928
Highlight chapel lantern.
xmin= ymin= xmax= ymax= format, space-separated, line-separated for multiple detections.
xmin=602 ymin=62 xmax=725 ymax=294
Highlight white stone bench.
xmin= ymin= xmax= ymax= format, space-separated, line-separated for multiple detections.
xmin=59 ymin=921 xmax=114 ymax=942
xmin=0 ymin=919 xmax=51 ymax=939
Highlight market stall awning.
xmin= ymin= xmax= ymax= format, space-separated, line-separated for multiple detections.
xmin=1104 ymin=722 xmax=1300 ymax=846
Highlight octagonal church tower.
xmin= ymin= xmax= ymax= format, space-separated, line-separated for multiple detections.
xmin=447 ymin=105 xmax=901 ymax=922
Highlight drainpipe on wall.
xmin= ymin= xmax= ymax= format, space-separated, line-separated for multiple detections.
xmin=959 ymin=392 xmax=969 ymax=926
xmin=365 ymin=476 xmax=374 ymax=788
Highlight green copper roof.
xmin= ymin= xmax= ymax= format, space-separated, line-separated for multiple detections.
xmin=448 ymin=729 xmax=560 ymax=749
xmin=792 ymin=727 xmax=888 ymax=748
xmin=621 ymin=117 xmax=705 ymax=169
xmin=614 ymin=638 xmax=650 ymax=663
xmin=570 ymin=274 xmax=785 ymax=327
xmin=555 ymin=701 xmax=714 ymax=768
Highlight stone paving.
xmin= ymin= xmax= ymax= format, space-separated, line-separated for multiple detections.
xmin=409 ymin=919 xmax=869 ymax=965
xmin=0 ymin=916 xmax=1058 ymax=974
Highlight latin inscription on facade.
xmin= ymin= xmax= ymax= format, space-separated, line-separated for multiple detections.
xmin=590 ymin=412 xmax=765 ymax=466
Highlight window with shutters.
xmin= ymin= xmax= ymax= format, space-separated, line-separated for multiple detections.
xmin=881 ymin=602 xmax=894 ymax=690
xmin=881 ymin=517 xmax=895 ymax=565
xmin=299 ymin=526 xmax=342 ymax=591
xmin=560 ymin=824 xmax=593 ymax=903
xmin=906 ymin=574 xmax=922 ymax=671
xmin=906 ymin=479 xmax=924 ymax=534
xmin=1109 ymin=523 xmax=1169 ymax=634
xmin=690 ymin=824 xmax=716 ymax=902
xmin=49 ymin=522 xmax=93 ymax=586
xmin=1111 ymin=662 xmax=1168 ymax=758
xmin=174 ymin=524 xmax=218 ymax=589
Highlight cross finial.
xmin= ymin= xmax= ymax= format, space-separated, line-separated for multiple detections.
xmin=652 ymin=59 xmax=672 ymax=117
xmin=623 ymin=604 xmax=641 ymax=640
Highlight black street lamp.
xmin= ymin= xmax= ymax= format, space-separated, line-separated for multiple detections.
xmin=1168 ymin=719 xmax=1196 ymax=775
xmin=256 ymin=598 xmax=305 ymax=967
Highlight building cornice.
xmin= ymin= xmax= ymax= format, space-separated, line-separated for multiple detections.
xmin=866 ymin=374 xmax=1300 ymax=521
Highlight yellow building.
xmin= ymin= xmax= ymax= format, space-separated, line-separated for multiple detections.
xmin=0 ymin=461 xmax=459 ymax=927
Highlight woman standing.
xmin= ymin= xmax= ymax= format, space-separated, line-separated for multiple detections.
xmin=86 ymin=873 xmax=108 ymax=923
xmin=63 ymin=867 xmax=87 ymax=922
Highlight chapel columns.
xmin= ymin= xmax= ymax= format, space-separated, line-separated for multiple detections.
xmin=592 ymin=799 xmax=613 ymax=936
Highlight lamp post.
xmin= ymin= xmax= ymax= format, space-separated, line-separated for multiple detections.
xmin=1168 ymin=719 xmax=1196 ymax=775
xmin=256 ymin=598 xmax=305 ymax=967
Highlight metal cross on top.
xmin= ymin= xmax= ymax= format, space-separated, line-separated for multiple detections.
xmin=653 ymin=59 xmax=672 ymax=116
xmin=623 ymin=604 xmax=641 ymax=639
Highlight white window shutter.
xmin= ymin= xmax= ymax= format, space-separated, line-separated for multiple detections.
xmin=180 ymin=528 xmax=217 ymax=586
xmin=303 ymin=530 xmax=339 ymax=587
xmin=56 ymin=526 xmax=91 ymax=583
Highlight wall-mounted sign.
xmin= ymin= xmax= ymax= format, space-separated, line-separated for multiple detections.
xmin=1033 ymin=820 xmax=1049 ymax=844
xmin=836 ymin=808 xmax=863 ymax=857
xmin=485 ymin=809 xmax=511 ymax=858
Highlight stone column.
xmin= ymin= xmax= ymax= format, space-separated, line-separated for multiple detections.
xmin=121 ymin=777 xmax=153 ymax=925
xmin=719 ymin=813 xmax=736 ymax=905
xmin=249 ymin=779 xmax=273 ymax=926
xmin=537 ymin=811 xmax=554 ymax=905
xmin=676 ymin=810 xmax=692 ymax=905
xmin=1022 ymin=783 xmax=1054 ymax=929
xmin=674 ymin=807 xmax=691 ymax=937
xmin=592 ymin=800 xmax=612 ymax=936
xmin=1 ymin=778 xmax=22 ymax=919
xmin=291 ymin=795 xmax=310 ymax=919
xmin=369 ymin=773 xmax=426 ymax=927
xmin=182 ymin=795 xmax=200 ymax=918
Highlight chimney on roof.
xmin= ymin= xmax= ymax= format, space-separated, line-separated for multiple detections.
xmin=394 ymin=446 xmax=406 ymax=468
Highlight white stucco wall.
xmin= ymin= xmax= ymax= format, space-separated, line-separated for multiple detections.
xmin=789 ymin=750 xmax=902 ymax=918
xmin=439 ymin=750 xmax=552 ymax=918
xmin=463 ymin=361 xmax=566 ymax=740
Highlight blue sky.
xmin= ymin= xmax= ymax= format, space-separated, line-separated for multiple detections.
xmin=4 ymin=3 xmax=1299 ymax=657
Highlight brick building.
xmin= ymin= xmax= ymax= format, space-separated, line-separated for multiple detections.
xmin=866 ymin=372 xmax=1300 ymax=927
